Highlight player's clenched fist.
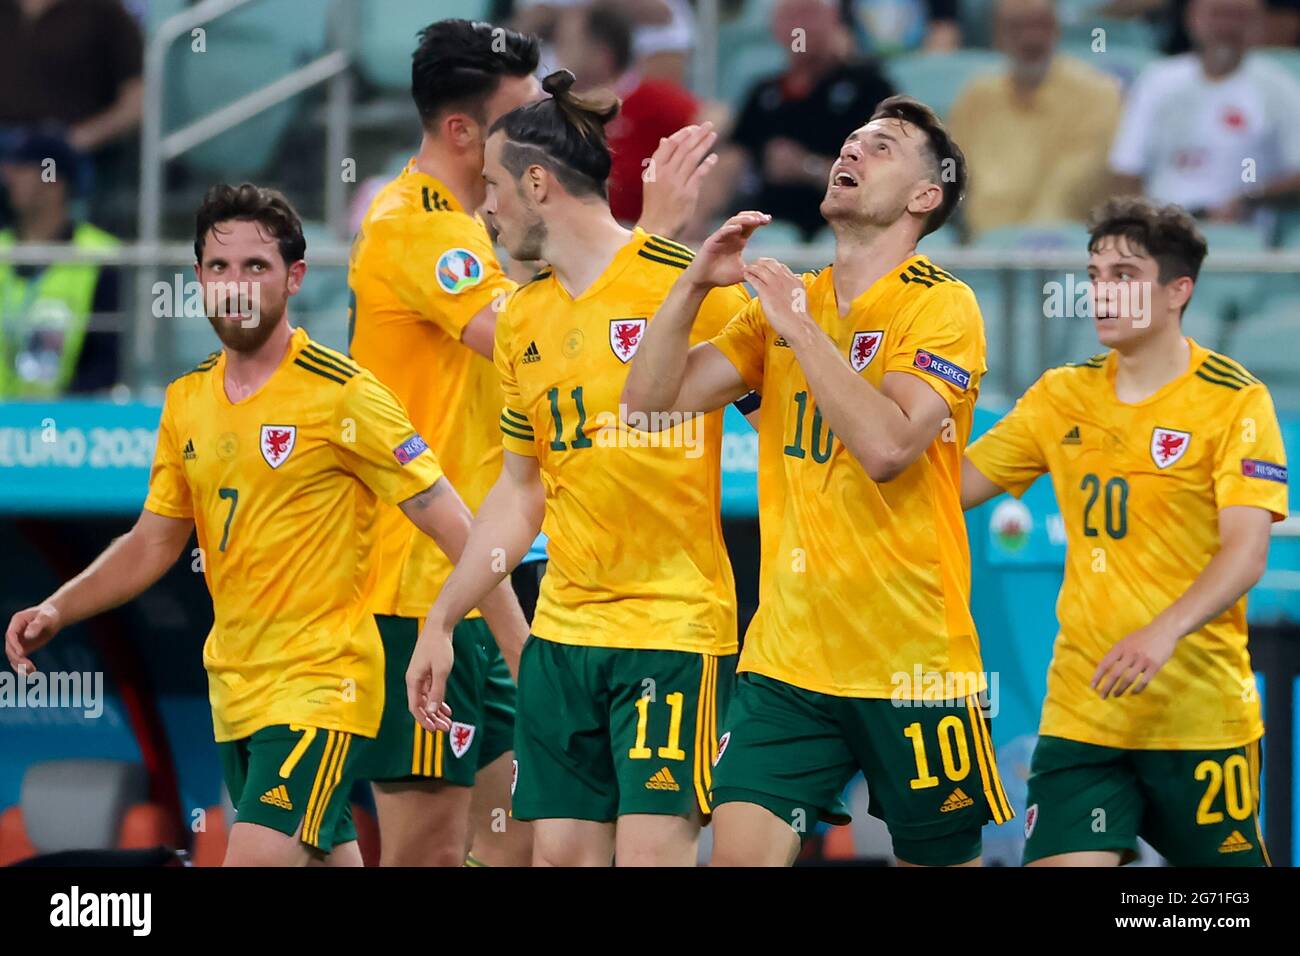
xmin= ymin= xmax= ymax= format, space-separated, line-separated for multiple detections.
xmin=405 ymin=624 xmax=454 ymax=733
xmin=5 ymin=603 xmax=62 ymax=675
xmin=683 ymin=211 xmax=771 ymax=290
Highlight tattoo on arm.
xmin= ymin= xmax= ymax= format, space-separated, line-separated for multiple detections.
xmin=404 ymin=479 xmax=447 ymax=511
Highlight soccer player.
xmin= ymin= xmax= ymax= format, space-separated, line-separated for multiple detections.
xmin=622 ymin=96 xmax=1013 ymax=867
xmin=406 ymin=70 xmax=753 ymax=867
xmin=4 ymin=184 xmax=524 ymax=867
xmin=348 ymin=19 xmax=719 ymax=866
xmin=962 ymin=198 xmax=1287 ymax=866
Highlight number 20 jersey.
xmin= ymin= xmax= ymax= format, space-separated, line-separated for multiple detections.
xmin=967 ymin=340 xmax=1288 ymax=750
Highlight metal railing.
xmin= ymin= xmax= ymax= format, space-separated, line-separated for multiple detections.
xmin=7 ymin=240 xmax=1298 ymax=390
xmin=136 ymin=0 xmax=357 ymax=372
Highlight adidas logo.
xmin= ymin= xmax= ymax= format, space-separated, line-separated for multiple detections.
xmin=774 ymin=336 xmax=789 ymax=348
xmin=183 ymin=438 xmax=197 ymax=461
xmin=1219 ymin=830 xmax=1252 ymax=854
xmin=940 ymin=787 xmax=974 ymax=812
xmin=645 ymin=767 xmax=680 ymax=792
xmin=1062 ymin=426 xmax=1081 ymax=445
xmin=522 ymin=340 xmax=541 ymax=364
xmin=259 ymin=785 xmax=293 ymax=810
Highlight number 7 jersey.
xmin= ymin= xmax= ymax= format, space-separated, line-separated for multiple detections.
xmin=966 ymin=340 xmax=1289 ymax=750
xmin=495 ymin=229 xmax=750 ymax=655
xmin=144 ymin=328 xmax=444 ymax=742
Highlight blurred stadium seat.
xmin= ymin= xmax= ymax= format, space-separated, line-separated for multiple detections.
xmin=1252 ymin=46 xmax=1300 ymax=86
xmin=1053 ymin=0 xmax=1161 ymax=53
xmin=165 ymin=23 xmax=304 ymax=180
xmin=298 ymin=220 xmax=352 ymax=348
xmin=355 ymin=0 xmax=492 ymax=91
xmin=747 ymin=219 xmax=806 ymax=250
xmin=145 ymin=0 xmax=189 ymax=33
xmin=917 ymin=225 xmax=959 ymax=255
xmin=1182 ymin=223 xmax=1268 ymax=351
xmin=884 ymin=50 xmax=1004 ymax=119
xmin=221 ymin=0 xmax=332 ymax=62
xmin=1060 ymin=41 xmax=1158 ymax=90
xmin=0 ymin=760 xmax=179 ymax=865
xmin=1228 ymin=297 xmax=1300 ymax=409
xmin=971 ymin=222 xmax=1091 ymax=384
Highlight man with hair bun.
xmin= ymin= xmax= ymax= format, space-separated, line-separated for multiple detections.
xmin=407 ymin=69 xmax=755 ymax=867
xmin=349 ymin=19 xmax=717 ymax=867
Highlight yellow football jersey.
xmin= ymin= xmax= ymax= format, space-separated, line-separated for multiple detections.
xmin=144 ymin=327 xmax=444 ymax=742
xmin=966 ymin=339 xmax=1288 ymax=750
xmin=349 ymin=162 xmax=516 ymax=618
xmin=496 ymin=229 xmax=749 ymax=655
xmin=709 ymin=256 xmax=988 ymax=698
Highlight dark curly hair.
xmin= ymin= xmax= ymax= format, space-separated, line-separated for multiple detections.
xmin=194 ymin=183 xmax=305 ymax=266
xmin=1087 ymin=196 xmax=1209 ymax=285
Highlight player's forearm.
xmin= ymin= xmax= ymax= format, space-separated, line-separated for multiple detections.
xmin=405 ymin=483 xmax=528 ymax=676
xmin=960 ymin=457 xmax=1009 ymax=511
xmin=623 ymin=276 xmax=710 ymax=415
xmin=45 ymin=526 xmax=182 ymax=626
xmin=786 ymin=320 xmax=914 ymax=480
xmin=424 ymin=476 xmax=544 ymax=635
xmin=477 ymin=583 xmax=528 ymax=681
xmin=1147 ymin=540 xmax=1269 ymax=642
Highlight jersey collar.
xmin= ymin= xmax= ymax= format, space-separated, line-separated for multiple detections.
xmin=820 ymin=252 xmax=930 ymax=321
xmin=213 ymin=326 xmax=309 ymax=407
xmin=550 ymin=226 xmax=650 ymax=303
xmin=402 ymin=161 xmax=467 ymax=215
xmin=1105 ymin=336 xmax=1204 ymax=407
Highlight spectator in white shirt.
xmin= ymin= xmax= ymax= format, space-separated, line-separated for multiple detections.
xmin=1108 ymin=0 xmax=1300 ymax=223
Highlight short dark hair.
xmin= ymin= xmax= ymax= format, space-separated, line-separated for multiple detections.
xmin=411 ymin=19 xmax=540 ymax=127
xmin=584 ymin=4 xmax=634 ymax=74
xmin=489 ymin=70 xmax=619 ymax=199
xmin=1086 ymin=196 xmax=1208 ymax=285
xmin=194 ymin=183 xmax=306 ymax=265
xmin=868 ymin=95 xmax=967 ymax=237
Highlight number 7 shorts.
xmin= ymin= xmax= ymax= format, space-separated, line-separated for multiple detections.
xmin=218 ymin=724 xmax=370 ymax=853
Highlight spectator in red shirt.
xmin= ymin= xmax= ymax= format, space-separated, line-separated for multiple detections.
xmin=553 ymin=2 xmax=698 ymax=225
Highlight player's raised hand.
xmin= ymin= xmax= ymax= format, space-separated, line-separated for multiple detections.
xmin=1090 ymin=623 xmax=1180 ymax=698
xmin=685 ymin=211 xmax=771 ymax=289
xmin=406 ymin=625 xmax=454 ymax=733
xmin=743 ymin=257 xmax=807 ymax=341
xmin=5 ymin=603 xmax=62 ymax=675
xmin=638 ymin=122 xmax=719 ymax=239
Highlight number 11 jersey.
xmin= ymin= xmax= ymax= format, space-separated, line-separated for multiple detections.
xmin=495 ymin=229 xmax=749 ymax=656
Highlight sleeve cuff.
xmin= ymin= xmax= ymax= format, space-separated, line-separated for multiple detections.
xmin=500 ymin=408 xmax=537 ymax=457
xmin=143 ymin=497 xmax=193 ymax=520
